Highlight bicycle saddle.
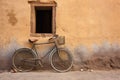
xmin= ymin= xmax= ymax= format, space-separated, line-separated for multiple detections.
xmin=28 ymin=39 xmax=38 ymax=43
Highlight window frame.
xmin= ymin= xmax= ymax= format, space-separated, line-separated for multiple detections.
xmin=28 ymin=1 xmax=57 ymax=37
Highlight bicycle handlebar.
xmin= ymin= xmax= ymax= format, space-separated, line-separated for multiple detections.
xmin=28 ymin=34 xmax=59 ymax=44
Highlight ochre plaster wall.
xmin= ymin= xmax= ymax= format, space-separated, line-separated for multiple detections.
xmin=0 ymin=0 xmax=120 ymax=48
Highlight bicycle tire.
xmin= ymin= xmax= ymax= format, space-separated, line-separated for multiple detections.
xmin=12 ymin=48 xmax=36 ymax=72
xmin=50 ymin=48 xmax=73 ymax=72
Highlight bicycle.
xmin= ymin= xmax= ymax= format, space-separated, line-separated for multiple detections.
xmin=12 ymin=35 xmax=73 ymax=72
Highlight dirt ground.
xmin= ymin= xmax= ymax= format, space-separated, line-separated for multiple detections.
xmin=0 ymin=70 xmax=120 ymax=80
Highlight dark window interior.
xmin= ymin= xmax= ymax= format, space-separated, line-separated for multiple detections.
xmin=35 ymin=7 xmax=52 ymax=33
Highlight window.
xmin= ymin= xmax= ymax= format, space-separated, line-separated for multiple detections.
xmin=35 ymin=7 xmax=52 ymax=33
xmin=28 ymin=1 xmax=57 ymax=37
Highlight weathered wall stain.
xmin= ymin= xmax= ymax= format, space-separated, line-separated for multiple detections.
xmin=7 ymin=9 xmax=18 ymax=26
xmin=73 ymin=42 xmax=120 ymax=71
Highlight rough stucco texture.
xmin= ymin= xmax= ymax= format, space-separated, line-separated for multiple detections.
xmin=0 ymin=0 xmax=120 ymax=47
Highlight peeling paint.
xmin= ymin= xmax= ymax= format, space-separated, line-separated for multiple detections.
xmin=7 ymin=9 xmax=18 ymax=26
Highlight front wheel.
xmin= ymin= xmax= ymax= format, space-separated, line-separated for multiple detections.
xmin=50 ymin=48 xmax=73 ymax=72
xmin=12 ymin=48 xmax=36 ymax=72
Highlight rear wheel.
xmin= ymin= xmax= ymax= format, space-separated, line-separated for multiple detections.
xmin=12 ymin=48 xmax=36 ymax=72
xmin=50 ymin=48 xmax=73 ymax=72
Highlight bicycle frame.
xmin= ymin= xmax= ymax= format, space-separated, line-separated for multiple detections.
xmin=29 ymin=41 xmax=58 ymax=67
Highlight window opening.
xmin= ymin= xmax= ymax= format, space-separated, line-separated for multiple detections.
xmin=35 ymin=7 xmax=52 ymax=33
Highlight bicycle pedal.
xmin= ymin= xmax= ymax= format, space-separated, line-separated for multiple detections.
xmin=40 ymin=64 xmax=44 ymax=67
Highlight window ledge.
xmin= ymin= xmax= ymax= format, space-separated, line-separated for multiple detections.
xmin=30 ymin=33 xmax=54 ymax=37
